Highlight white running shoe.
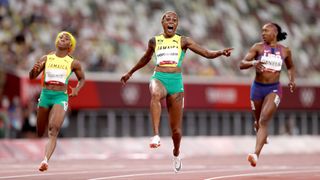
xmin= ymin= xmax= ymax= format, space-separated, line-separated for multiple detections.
xmin=265 ymin=137 xmax=270 ymax=144
xmin=247 ymin=153 xmax=258 ymax=167
xmin=38 ymin=160 xmax=48 ymax=172
xmin=149 ymin=135 xmax=160 ymax=148
xmin=173 ymin=156 xmax=182 ymax=173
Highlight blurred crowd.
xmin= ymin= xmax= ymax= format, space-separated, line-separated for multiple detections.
xmin=0 ymin=0 xmax=319 ymax=77
xmin=0 ymin=0 xmax=319 ymax=138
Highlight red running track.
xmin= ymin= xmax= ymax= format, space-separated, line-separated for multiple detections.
xmin=0 ymin=154 xmax=319 ymax=180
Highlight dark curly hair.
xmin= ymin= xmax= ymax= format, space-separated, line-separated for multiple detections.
xmin=272 ymin=23 xmax=287 ymax=41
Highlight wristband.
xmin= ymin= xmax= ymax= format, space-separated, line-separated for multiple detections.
xmin=252 ymin=60 xmax=258 ymax=66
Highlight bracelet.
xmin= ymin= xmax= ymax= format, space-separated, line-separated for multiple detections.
xmin=252 ymin=60 xmax=258 ymax=66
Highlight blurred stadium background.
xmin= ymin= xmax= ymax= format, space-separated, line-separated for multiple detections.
xmin=0 ymin=0 xmax=319 ymax=145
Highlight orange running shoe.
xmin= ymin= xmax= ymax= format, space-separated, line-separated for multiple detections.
xmin=149 ymin=135 xmax=160 ymax=148
xmin=247 ymin=153 xmax=258 ymax=167
xmin=38 ymin=160 xmax=48 ymax=172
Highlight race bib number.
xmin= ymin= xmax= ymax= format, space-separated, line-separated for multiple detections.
xmin=274 ymin=94 xmax=280 ymax=107
xmin=62 ymin=101 xmax=68 ymax=111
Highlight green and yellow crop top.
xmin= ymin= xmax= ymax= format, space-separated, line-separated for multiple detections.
xmin=43 ymin=54 xmax=73 ymax=86
xmin=154 ymin=34 xmax=185 ymax=67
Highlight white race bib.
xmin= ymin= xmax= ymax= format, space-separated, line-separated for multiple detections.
xmin=45 ymin=69 xmax=67 ymax=84
xmin=156 ymin=48 xmax=179 ymax=66
xmin=260 ymin=53 xmax=283 ymax=71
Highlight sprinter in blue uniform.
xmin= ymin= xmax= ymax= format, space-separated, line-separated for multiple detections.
xmin=239 ymin=23 xmax=295 ymax=167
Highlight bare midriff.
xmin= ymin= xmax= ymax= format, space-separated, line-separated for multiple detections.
xmin=44 ymin=83 xmax=67 ymax=91
xmin=154 ymin=66 xmax=181 ymax=73
xmin=255 ymin=71 xmax=280 ymax=84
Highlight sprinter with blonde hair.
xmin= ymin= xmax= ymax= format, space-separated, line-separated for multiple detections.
xmin=29 ymin=31 xmax=85 ymax=172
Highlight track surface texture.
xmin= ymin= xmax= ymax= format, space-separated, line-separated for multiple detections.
xmin=1 ymin=154 xmax=320 ymax=180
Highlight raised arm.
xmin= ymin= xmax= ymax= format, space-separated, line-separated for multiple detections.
xmin=120 ymin=37 xmax=155 ymax=84
xmin=284 ymin=48 xmax=295 ymax=92
xmin=182 ymin=36 xmax=233 ymax=59
xmin=29 ymin=55 xmax=47 ymax=80
xmin=69 ymin=59 xmax=85 ymax=97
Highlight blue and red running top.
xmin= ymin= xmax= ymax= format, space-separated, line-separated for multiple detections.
xmin=256 ymin=44 xmax=284 ymax=72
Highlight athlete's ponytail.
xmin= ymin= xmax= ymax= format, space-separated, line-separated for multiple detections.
xmin=272 ymin=23 xmax=287 ymax=41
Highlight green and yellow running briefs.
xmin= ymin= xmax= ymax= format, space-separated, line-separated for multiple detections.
xmin=38 ymin=89 xmax=68 ymax=111
xmin=151 ymin=71 xmax=184 ymax=95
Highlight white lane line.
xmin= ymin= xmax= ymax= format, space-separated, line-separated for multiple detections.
xmin=88 ymin=171 xmax=175 ymax=180
xmin=88 ymin=170 xmax=220 ymax=180
xmin=88 ymin=166 xmax=320 ymax=180
xmin=87 ymin=169 xmax=248 ymax=180
xmin=0 ymin=166 xmax=175 ymax=179
xmin=0 ymin=171 xmax=92 ymax=179
xmin=204 ymin=169 xmax=320 ymax=180
xmin=2 ymin=165 xmax=319 ymax=179
xmin=0 ymin=168 xmax=138 ymax=179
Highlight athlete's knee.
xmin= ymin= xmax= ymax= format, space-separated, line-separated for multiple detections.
xmin=151 ymin=92 xmax=163 ymax=101
xmin=171 ymin=128 xmax=182 ymax=139
xmin=258 ymin=116 xmax=270 ymax=127
xmin=48 ymin=125 xmax=60 ymax=137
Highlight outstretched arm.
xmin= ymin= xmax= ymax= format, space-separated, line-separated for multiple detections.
xmin=284 ymin=48 xmax=295 ymax=93
xmin=29 ymin=55 xmax=46 ymax=79
xmin=69 ymin=60 xmax=85 ymax=97
xmin=182 ymin=36 xmax=233 ymax=58
xmin=121 ymin=37 xmax=155 ymax=85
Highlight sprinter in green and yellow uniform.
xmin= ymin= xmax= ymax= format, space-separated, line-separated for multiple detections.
xmin=29 ymin=31 xmax=85 ymax=172
xmin=121 ymin=11 xmax=233 ymax=173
